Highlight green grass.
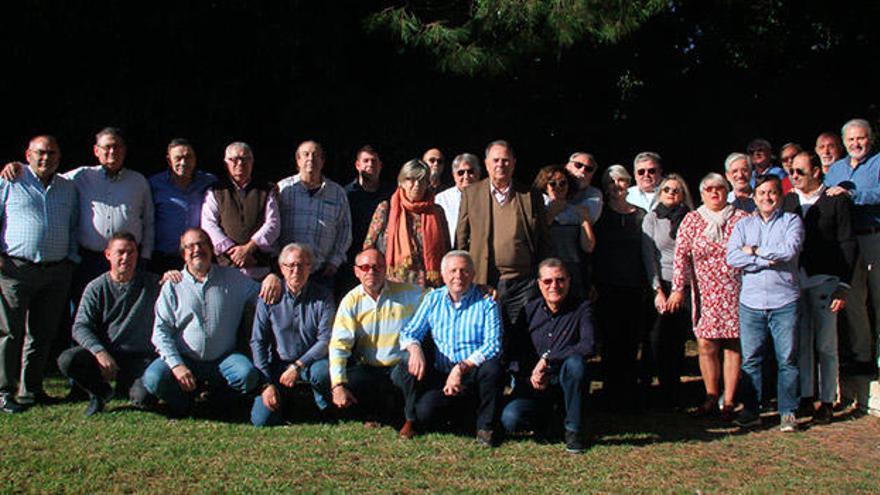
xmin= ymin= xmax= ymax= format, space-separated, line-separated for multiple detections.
xmin=1 ymin=378 xmax=879 ymax=494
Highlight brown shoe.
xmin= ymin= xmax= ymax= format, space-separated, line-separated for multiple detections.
xmin=398 ymin=420 xmax=416 ymax=439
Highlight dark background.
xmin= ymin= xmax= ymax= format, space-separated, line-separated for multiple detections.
xmin=2 ymin=1 xmax=878 ymax=187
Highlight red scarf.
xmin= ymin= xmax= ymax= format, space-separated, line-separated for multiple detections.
xmin=385 ymin=187 xmax=448 ymax=286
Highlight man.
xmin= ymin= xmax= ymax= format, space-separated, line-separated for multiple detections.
xmin=782 ymin=151 xmax=855 ymax=423
xmin=779 ymin=143 xmax=802 ymax=176
xmin=149 ymin=138 xmax=217 ymax=274
xmin=0 ymin=135 xmax=78 ymax=412
xmin=815 ymin=132 xmax=844 ymax=175
xmin=565 ymin=152 xmax=603 ymax=222
xmin=278 ymin=140 xmax=352 ymax=291
xmin=501 ymin=258 xmax=595 ymax=453
xmin=250 ymin=243 xmax=334 ymax=427
xmin=422 ymin=147 xmax=448 ymax=193
xmin=727 ymin=176 xmax=804 ymax=431
xmin=398 ymin=251 xmax=504 ymax=446
xmin=747 ymin=138 xmax=792 ymax=194
xmin=725 ymin=152 xmax=756 ymax=212
xmin=201 ymin=142 xmax=279 ymax=280
xmin=328 ymin=247 xmax=424 ymax=436
xmin=343 ymin=145 xmax=394 ymax=293
xmin=456 ymin=139 xmax=550 ymax=330
xmin=626 ymin=152 xmax=663 ymax=211
xmin=142 ymin=228 xmax=280 ymax=418
xmin=57 ymin=232 xmax=161 ymax=416
xmin=435 ymin=153 xmax=482 ymax=246
xmin=824 ymin=118 xmax=880 ymax=376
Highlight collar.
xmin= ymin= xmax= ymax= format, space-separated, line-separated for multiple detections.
xmin=795 ymin=184 xmax=825 ymax=202
xmin=758 ymin=207 xmax=784 ymax=223
xmin=101 ymin=166 xmax=126 ymax=181
xmin=183 ymin=264 xmax=214 ymax=284
xmin=23 ymin=164 xmax=57 ymax=187
xmin=445 ymin=285 xmax=478 ymax=307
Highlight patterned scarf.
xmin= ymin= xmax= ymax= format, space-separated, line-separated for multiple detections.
xmin=696 ymin=204 xmax=735 ymax=244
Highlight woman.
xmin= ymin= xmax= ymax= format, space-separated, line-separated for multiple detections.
xmin=592 ymin=164 xmax=650 ymax=411
xmin=641 ymin=174 xmax=694 ymax=408
xmin=668 ymin=172 xmax=749 ymax=420
xmin=363 ymin=160 xmax=450 ymax=287
xmin=533 ymin=165 xmax=596 ymax=299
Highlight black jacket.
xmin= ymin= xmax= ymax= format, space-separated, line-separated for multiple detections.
xmin=782 ymin=190 xmax=857 ymax=284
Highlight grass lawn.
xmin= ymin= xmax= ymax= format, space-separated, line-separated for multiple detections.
xmin=1 ymin=377 xmax=879 ymax=494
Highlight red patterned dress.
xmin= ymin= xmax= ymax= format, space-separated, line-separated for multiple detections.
xmin=671 ymin=209 xmax=749 ymax=339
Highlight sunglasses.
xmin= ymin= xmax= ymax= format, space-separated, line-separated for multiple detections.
xmin=281 ymin=262 xmax=310 ymax=270
xmin=548 ymin=180 xmax=568 ymax=188
xmin=636 ymin=168 xmax=658 ymax=176
xmin=355 ymin=264 xmax=383 ymax=273
xmin=662 ymin=186 xmax=682 ymax=194
xmin=455 ymin=168 xmax=476 ymax=177
xmin=539 ymin=277 xmax=568 ymax=286
xmin=571 ymin=161 xmax=596 ymax=173
xmin=790 ymin=168 xmax=811 ymax=177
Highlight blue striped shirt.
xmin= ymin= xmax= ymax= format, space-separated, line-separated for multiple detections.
xmin=277 ymin=175 xmax=352 ymax=270
xmin=0 ymin=166 xmax=79 ymax=263
xmin=400 ymin=285 xmax=502 ymax=372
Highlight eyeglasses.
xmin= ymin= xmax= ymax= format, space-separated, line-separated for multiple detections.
xmin=355 ymin=264 xmax=383 ymax=273
xmin=571 ymin=161 xmax=596 ymax=173
xmin=790 ymin=168 xmax=810 ymax=177
xmin=455 ymin=168 xmax=476 ymax=177
xmin=281 ymin=262 xmax=310 ymax=271
xmin=703 ymin=185 xmax=726 ymax=193
xmin=661 ymin=186 xmax=682 ymax=194
xmin=539 ymin=277 xmax=568 ymax=286
xmin=548 ymin=180 xmax=568 ymax=188
xmin=636 ymin=168 xmax=658 ymax=176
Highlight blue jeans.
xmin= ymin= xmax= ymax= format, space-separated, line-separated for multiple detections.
xmin=798 ymin=276 xmax=840 ymax=403
xmin=250 ymin=359 xmax=331 ymax=427
xmin=739 ymin=302 xmax=799 ymax=415
xmin=143 ymin=353 xmax=259 ymax=417
xmin=501 ymin=355 xmax=589 ymax=434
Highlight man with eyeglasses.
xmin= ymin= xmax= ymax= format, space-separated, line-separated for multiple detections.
xmin=249 ymin=243 xmax=334 ymax=426
xmin=565 ymin=152 xmax=603 ymax=223
xmin=422 ymin=148 xmax=449 ymax=194
xmin=782 ymin=151 xmax=855 ymax=423
xmin=502 ymin=258 xmax=596 ymax=453
xmin=328 ymin=247 xmax=425 ymax=436
xmin=824 ymin=118 xmax=880 ymax=383
xmin=201 ymin=142 xmax=280 ymax=280
xmin=142 ymin=228 xmax=281 ymax=418
xmin=779 ymin=143 xmax=802 ymax=177
xmin=435 ymin=153 xmax=482 ymax=247
xmin=747 ymin=138 xmax=792 ymax=194
xmin=815 ymin=132 xmax=844 ymax=175
xmin=626 ymin=151 xmax=663 ymax=211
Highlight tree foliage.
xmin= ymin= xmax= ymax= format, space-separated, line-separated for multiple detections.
xmin=364 ymin=0 xmax=668 ymax=76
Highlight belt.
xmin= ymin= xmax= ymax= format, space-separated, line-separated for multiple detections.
xmin=855 ymin=226 xmax=880 ymax=235
xmin=2 ymin=255 xmax=66 ymax=267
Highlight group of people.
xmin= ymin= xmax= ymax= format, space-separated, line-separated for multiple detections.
xmin=0 ymin=119 xmax=877 ymax=454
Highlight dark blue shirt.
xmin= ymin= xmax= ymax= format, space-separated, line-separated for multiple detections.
xmin=149 ymin=170 xmax=218 ymax=255
xmin=823 ymin=153 xmax=880 ymax=229
xmin=345 ymin=179 xmax=394 ymax=260
xmin=513 ymin=296 xmax=596 ymax=371
xmin=250 ymin=282 xmax=335 ymax=383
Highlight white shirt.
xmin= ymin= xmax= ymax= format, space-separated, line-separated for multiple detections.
xmin=435 ymin=186 xmax=462 ymax=247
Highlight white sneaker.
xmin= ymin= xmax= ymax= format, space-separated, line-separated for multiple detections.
xmin=779 ymin=413 xmax=798 ymax=432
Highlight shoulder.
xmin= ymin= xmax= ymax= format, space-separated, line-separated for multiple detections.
xmin=148 ymin=170 xmax=168 ymax=186
xmin=82 ymin=273 xmax=111 ymax=297
xmin=62 ymin=165 xmax=92 ymax=180
xmin=276 ymin=175 xmax=297 ymax=190
xmin=323 ymin=179 xmax=347 ymax=196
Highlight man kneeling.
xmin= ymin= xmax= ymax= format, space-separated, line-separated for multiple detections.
xmin=398 ymin=250 xmax=504 ymax=446
xmin=501 ymin=258 xmax=596 ymax=453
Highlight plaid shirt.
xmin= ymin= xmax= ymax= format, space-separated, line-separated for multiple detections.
xmin=277 ymin=174 xmax=351 ymax=271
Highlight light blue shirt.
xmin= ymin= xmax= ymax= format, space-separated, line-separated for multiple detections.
xmin=277 ymin=175 xmax=352 ymax=270
xmin=149 ymin=170 xmax=218 ymax=255
xmin=399 ymin=285 xmax=501 ymax=372
xmin=570 ymin=185 xmax=603 ymax=223
xmin=0 ymin=166 xmax=79 ymax=263
xmin=626 ymin=185 xmax=656 ymax=211
xmin=726 ymin=209 xmax=804 ymax=310
xmin=823 ymin=153 xmax=880 ymax=229
xmin=152 ymin=264 xmax=259 ymax=369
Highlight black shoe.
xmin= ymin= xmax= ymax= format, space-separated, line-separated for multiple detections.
xmin=564 ymin=430 xmax=589 ymax=454
xmin=813 ymin=402 xmax=833 ymax=424
xmin=85 ymin=395 xmax=106 ymax=416
xmin=0 ymin=393 xmax=25 ymax=414
xmin=476 ymin=429 xmax=496 ymax=448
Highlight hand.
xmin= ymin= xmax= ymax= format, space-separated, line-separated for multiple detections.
xmin=443 ymin=365 xmax=463 ymax=396
xmin=654 ymin=289 xmax=668 ymax=314
xmin=260 ymin=274 xmax=282 ymax=304
xmin=666 ymin=290 xmax=685 ymax=313
xmin=278 ymin=364 xmax=299 ymax=388
xmin=407 ymin=344 xmax=426 ymax=381
xmin=172 ymin=364 xmax=197 ymax=392
xmin=332 ymin=385 xmax=357 ymax=408
xmin=94 ymin=350 xmax=119 ymax=382
xmin=160 ymin=270 xmax=182 ymax=284
xmin=830 ymin=289 xmax=848 ymax=313
xmin=476 ymin=284 xmax=498 ymax=301
xmin=530 ymin=358 xmax=549 ymax=390
xmin=740 ymin=245 xmax=755 ymax=256
xmin=322 ymin=264 xmax=338 ymax=278
xmin=0 ymin=162 xmax=22 ymax=181
xmin=227 ymin=245 xmax=251 ymax=268
xmin=261 ymin=384 xmax=280 ymax=411
xmin=826 ymin=186 xmax=851 ymax=197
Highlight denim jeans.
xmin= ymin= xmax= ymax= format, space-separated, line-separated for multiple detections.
xmin=501 ymin=355 xmax=589 ymax=434
xmin=739 ymin=302 xmax=799 ymax=415
xmin=798 ymin=276 xmax=840 ymax=403
xmin=142 ymin=352 xmax=259 ymax=417
xmin=250 ymin=358 xmax=331 ymax=426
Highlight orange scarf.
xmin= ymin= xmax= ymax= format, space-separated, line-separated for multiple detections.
xmin=385 ymin=187 xmax=448 ymax=286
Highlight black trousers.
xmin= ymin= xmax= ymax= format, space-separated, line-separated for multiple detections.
xmin=645 ymin=280 xmax=691 ymax=405
xmin=57 ymin=346 xmax=153 ymax=403
xmin=596 ymin=285 xmax=649 ymax=411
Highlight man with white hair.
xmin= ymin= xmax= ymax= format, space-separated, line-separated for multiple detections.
xmin=626 ymin=152 xmax=663 ymax=211
xmin=825 ymin=118 xmax=880 ymax=377
xmin=724 ymin=152 xmax=756 ymax=213
xmin=815 ymin=132 xmax=844 ymax=175
xmin=435 ymin=153 xmax=482 ymax=246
